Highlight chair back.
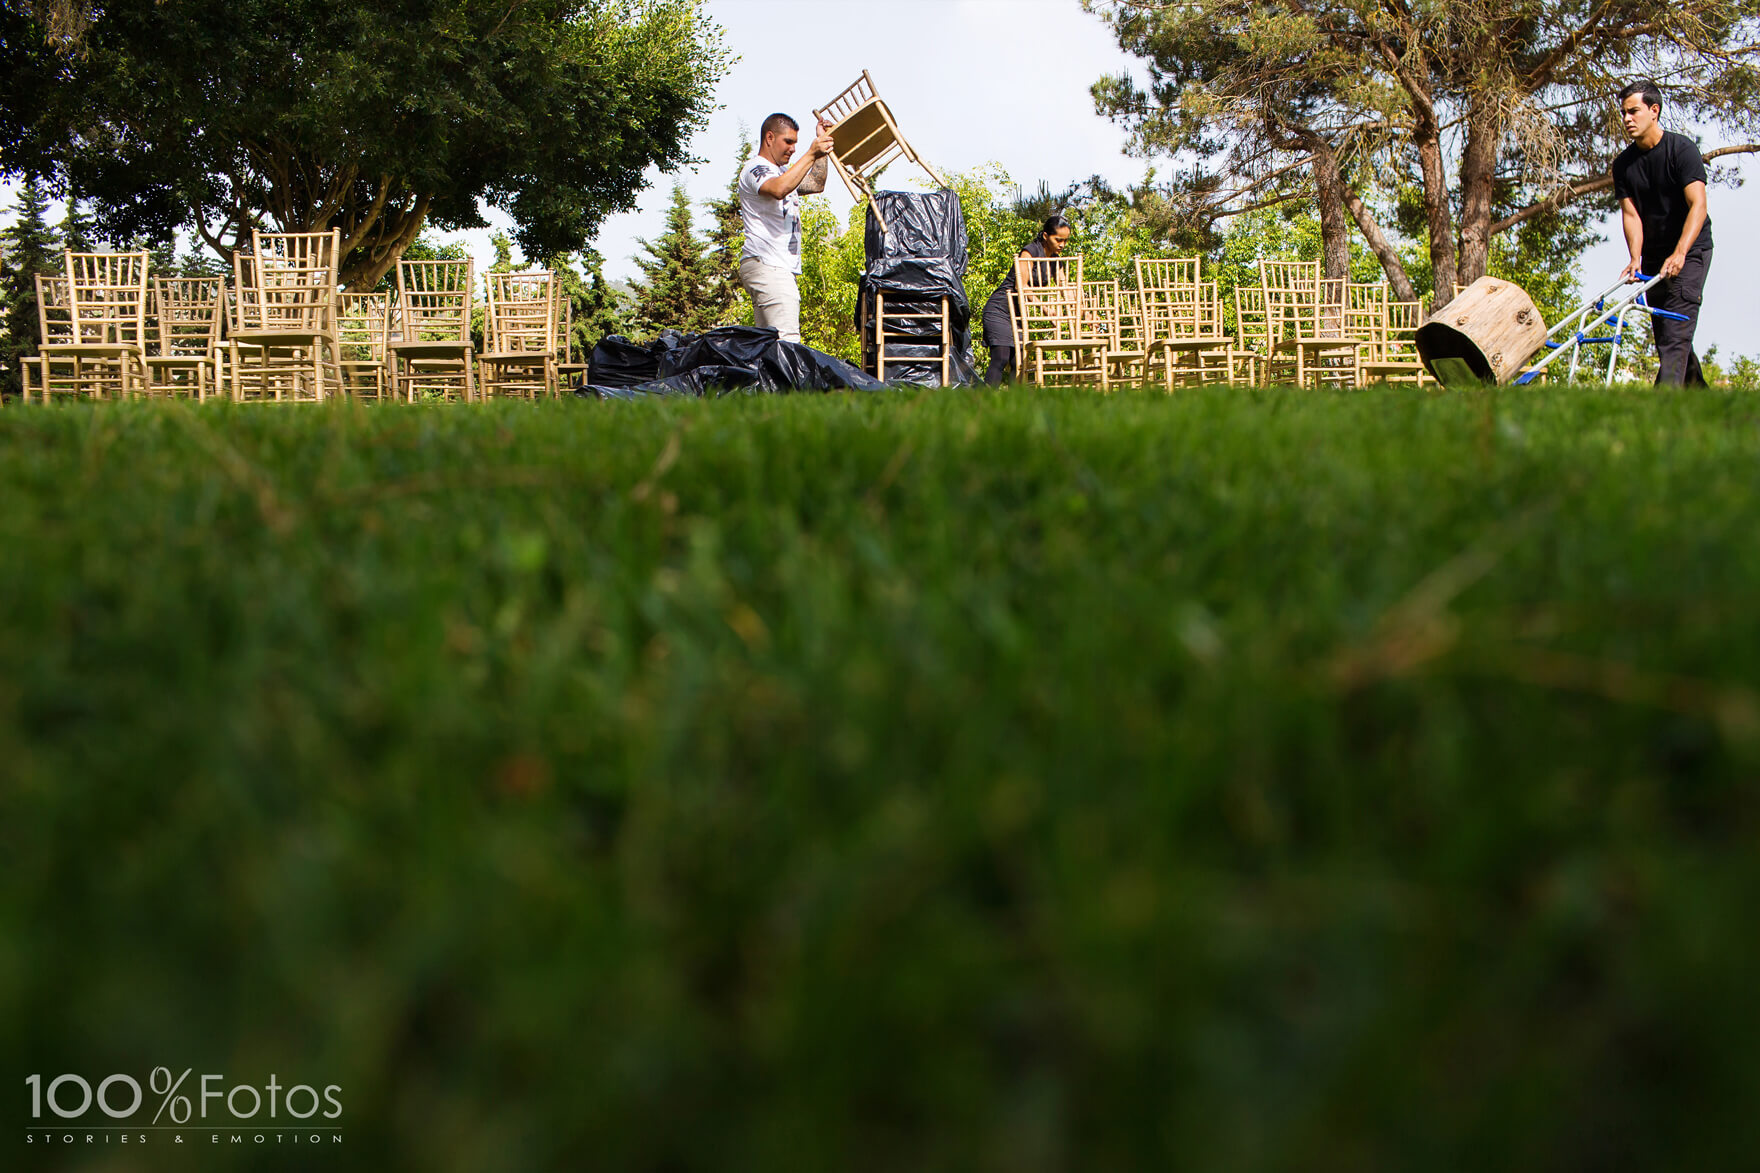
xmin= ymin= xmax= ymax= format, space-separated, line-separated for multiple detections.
xmin=1116 ymin=288 xmax=1145 ymax=355
xmin=36 ymin=274 xmax=74 ymax=347
xmin=395 ymin=258 xmax=474 ymax=344
xmin=1011 ymin=254 xmax=1085 ymax=349
xmin=1233 ymin=285 xmax=1273 ymax=354
xmin=485 ymin=270 xmax=558 ymax=355
xmin=152 ymin=277 xmax=223 ymax=358
xmin=338 ymin=292 xmax=391 ymax=362
xmin=1079 ymin=280 xmax=1123 ymax=348
xmin=64 ymin=251 xmax=150 ymax=348
xmin=1375 ymin=300 xmax=1425 ymax=363
xmin=236 ymin=230 xmax=340 ymax=336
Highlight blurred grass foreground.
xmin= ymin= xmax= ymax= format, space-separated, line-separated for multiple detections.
xmin=7 ymin=387 xmax=1760 ymax=1170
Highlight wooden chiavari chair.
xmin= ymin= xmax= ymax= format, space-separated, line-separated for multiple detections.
xmin=338 ymin=292 xmax=392 ymax=401
xmin=390 ymin=258 xmax=476 ymax=402
xmin=1359 ymin=299 xmax=1433 ymax=385
xmin=812 ymin=71 xmax=946 ymax=235
xmin=480 ymin=270 xmax=558 ymax=398
xmin=556 ymin=298 xmax=588 ymax=390
xmin=22 ymin=275 xmax=72 ymax=402
xmin=1009 ymin=254 xmax=1108 ymax=389
xmin=40 ymin=251 xmax=151 ymax=399
xmin=861 ymin=289 xmax=954 ymax=385
xmin=1260 ymin=262 xmax=1360 ymax=388
xmin=1078 ymin=279 xmax=1132 ymax=391
xmin=1136 ymin=258 xmax=1234 ymax=389
xmin=229 ymin=229 xmax=344 ymax=402
xmin=1232 ymin=285 xmax=1292 ymax=385
xmin=1111 ymin=287 xmax=1150 ymax=387
xmin=145 ymin=277 xmax=223 ymax=399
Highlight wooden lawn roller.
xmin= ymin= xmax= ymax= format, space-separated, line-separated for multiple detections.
xmin=1416 ymin=276 xmax=1548 ymax=386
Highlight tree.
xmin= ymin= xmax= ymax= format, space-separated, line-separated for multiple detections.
xmin=631 ymin=183 xmax=720 ymax=337
xmin=5 ymin=0 xmax=729 ymax=288
xmin=59 ymin=196 xmax=95 ymax=253
xmin=1088 ymin=0 xmax=1760 ymax=298
xmin=1 ymin=176 xmax=61 ymax=397
xmin=703 ymin=131 xmax=753 ymax=327
xmin=489 ymin=233 xmax=518 ymax=277
xmin=798 ymin=198 xmax=865 ymax=362
xmin=558 ymin=248 xmax=631 ymax=356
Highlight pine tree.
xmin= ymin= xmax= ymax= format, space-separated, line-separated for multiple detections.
xmin=703 ymin=131 xmax=753 ymax=326
xmin=630 ymin=183 xmax=718 ymax=337
xmin=147 ymin=234 xmax=178 ymax=277
xmin=489 ymin=231 xmax=517 ymax=275
xmin=574 ymin=247 xmax=631 ymax=348
xmin=1 ymin=178 xmax=63 ymax=398
xmin=178 ymin=242 xmax=229 ymax=278
xmin=60 ymin=198 xmax=97 ymax=253
xmin=544 ymin=250 xmax=624 ymax=369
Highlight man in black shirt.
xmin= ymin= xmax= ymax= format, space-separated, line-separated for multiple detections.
xmin=1611 ymin=79 xmax=1714 ymax=386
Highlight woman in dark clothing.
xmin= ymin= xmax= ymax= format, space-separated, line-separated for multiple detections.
xmin=981 ymin=215 xmax=1073 ymax=386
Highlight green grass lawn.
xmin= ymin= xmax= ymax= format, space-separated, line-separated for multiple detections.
xmin=6 ymin=387 xmax=1760 ymax=1171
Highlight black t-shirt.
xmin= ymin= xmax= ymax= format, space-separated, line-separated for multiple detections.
xmin=1611 ymin=130 xmax=1714 ymax=264
xmin=994 ymin=239 xmax=1050 ymax=297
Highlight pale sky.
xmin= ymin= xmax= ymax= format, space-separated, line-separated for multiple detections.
xmin=4 ymin=0 xmax=1755 ymax=355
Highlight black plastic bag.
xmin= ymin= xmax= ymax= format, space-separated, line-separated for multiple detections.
xmin=865 ymin=190 xmax=969 ymax=282
xmin=574 ymin=327 xmax=892 ymax=399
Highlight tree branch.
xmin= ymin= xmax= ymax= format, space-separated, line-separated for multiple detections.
xmin=1492 ymin=143 xmax=1760 ymax=234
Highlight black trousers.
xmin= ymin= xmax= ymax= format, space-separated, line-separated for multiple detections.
xmin=981 ymin=297 xmax=1015 ymax=386
xmin=1648 ymin=248 xmax=1712 ymax=387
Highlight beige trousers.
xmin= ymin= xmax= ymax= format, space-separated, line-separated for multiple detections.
xmin=739 ymin=257 xmax=801 ymax=344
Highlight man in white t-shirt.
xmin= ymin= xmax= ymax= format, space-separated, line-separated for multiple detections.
xmin=738 ymin=112 xmax=834 ymax=343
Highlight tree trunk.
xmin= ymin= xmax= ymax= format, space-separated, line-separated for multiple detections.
xmin=1342 ymin=186 xmax=1420 ymax=304
xmin=1412 ymin=110 xmax=1457 ymax=303
xmin=341 ymin=195 xmax=432 ymax=290
xmin=1308 ymin=144 xmax=1353 ymax=281
xmin=1456 ymin=105 xmax=1502 ymax=286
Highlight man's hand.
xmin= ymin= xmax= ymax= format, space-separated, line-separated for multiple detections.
xmin=1620 ymin=256 xmax=1644 ymax=283
xmin=1659 ymin=251 xmax=1687 ymax=279
xmin=811 ymin=120 xmax=835 ymax=160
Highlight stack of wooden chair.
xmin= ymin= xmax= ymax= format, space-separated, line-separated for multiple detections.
xmin=479 ymin=269 xmax=559 ymax=398
xmin=29 ymin=252 xmax=151 ymax=400
xmin=228 ymin=229 xmax=345 ymax=402
xmin=1136 ymin=258 xmax=1235 ymax=389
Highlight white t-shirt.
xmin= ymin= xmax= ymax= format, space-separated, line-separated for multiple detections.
xmin=738 ymin=157 xmax=802 ymax=275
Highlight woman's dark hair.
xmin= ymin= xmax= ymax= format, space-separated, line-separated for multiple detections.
xmin=1039 ymin=214 xmax=1072 ymax=241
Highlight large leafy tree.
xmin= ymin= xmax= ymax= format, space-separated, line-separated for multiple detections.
xmin=1088 ymin=0 xmax=1760 ymax=298
xmin=5 ymin=0 xmax=728 ymax=288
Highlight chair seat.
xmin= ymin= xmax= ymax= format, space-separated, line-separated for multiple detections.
xmin=145 ymin=355 xmax=212 ymax=366
xmin=233 ymin=330 xmax=332 ymax=347
xmin=830 ymin=100 xmax=898 ymax=171
xmin=479 ymin=351 xmax=551 ymax=362
xmin=390 ymin=341 xmax=472 ymax=359
xmin=43 ymin=344 xmax=144 ymax=356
